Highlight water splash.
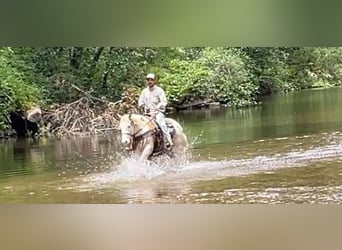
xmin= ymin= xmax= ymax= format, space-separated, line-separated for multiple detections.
xmin=112 ymin=157 xmax=166 ymax=181
xmin=71 ymin=131 xmax=342 ymax=192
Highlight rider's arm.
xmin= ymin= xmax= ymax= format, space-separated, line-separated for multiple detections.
xmin=157 ymin=88 xmax=167 ymax=111
xmin=138 ymin=89 xmax=146 ymax=108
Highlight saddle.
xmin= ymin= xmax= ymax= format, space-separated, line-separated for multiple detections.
xmin=144 ymin=114 xmax=176 ymax=154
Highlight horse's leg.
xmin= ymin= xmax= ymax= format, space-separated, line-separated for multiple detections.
xmin=137 ymin=139 xmax=154 ymax=164
xmin=172 ymin=133 xmax=189 ymax=163
xmin=174 ymin=133 xmax=188 ymax=152
xmin=138 ymin=144 xmax=153 ymax=163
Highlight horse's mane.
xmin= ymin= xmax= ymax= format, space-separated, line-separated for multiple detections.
xmin=121 ymin=113 xmax=152 ymax=126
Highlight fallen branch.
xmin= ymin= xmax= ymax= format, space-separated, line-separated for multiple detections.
xmin=42 ymin=87 xmax=140 ymax=136
xmin=71 ymin=84 xmax=107 ymax=103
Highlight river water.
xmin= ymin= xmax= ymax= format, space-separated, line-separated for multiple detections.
xmin=1 ymin=87 xmax=342 ymax=203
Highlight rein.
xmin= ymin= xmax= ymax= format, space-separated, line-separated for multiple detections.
xmin=123 ymin=114 xmax=156 ymax=141
xmin=132 ymin=117 xmax=154 ymax=138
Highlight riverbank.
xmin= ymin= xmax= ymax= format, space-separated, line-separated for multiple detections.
xmin=1 ymin=85 xmax=340 ymax=140
xmin=3 ymin=47 xmax=342 ymax=136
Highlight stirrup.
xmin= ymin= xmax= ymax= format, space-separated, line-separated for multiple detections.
xmin=164 ymin=144 xmax=171 ymax=151
xmin=164 ymin=140 xmax=173 ymax=150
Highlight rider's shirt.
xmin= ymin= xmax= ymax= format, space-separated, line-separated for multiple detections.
xmin=138 ymin=86 xmax=167 ymax=113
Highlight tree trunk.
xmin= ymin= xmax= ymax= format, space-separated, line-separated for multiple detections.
xmin=70 ymin=47 xmax=83 ymax=69
xmin=92 ymin=47 xmax=105 ymax=67
xmin=85 ymin=47 xmax=106 ymax=85
xmin=102 ymin=47 xmax=114 ymax=88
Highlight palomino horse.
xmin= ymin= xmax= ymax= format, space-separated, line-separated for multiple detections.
xmin=118 ymin=113 xmax=189 ymax=163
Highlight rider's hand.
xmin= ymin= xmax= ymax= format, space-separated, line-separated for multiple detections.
xmin=156 ymin=103 xmax=164 ymax=110
xmin=138 ymin=105 xmax=145 ymax=114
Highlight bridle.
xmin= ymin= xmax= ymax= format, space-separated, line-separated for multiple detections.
xmin=121 ymin=114 xmax=155 ymax=149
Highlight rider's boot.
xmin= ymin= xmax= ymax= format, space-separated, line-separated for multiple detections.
xmin=164 ymin=135 xmax=173 ymax=150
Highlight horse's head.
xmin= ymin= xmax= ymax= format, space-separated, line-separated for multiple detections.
xmin=118 ymin=114 xmax=135 ymax=150
xmin=118 ymin=113 xmax=156 ymax=152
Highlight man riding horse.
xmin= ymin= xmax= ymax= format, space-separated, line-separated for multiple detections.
xmin=138 ymin=73 xmax=174 ymax=150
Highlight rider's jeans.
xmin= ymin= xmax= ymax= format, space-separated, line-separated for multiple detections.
xmin=155 ymin=112 xmax=172 ymax=143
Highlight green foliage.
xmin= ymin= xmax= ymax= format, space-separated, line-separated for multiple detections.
xmin=199 ymin=48 xmax=258 ymax=106
xmin=2 ymin=46 xmax=342 ymax=130
xmin=289 ymin=47 xmax=342 ymax=88
xmin=158 ymin=48 xmax=258 ymax=107
xmin=159 ymin=58 xmax=210 ymax=104
xmin=10 ymin=47 xmax=185 ymax=104
xmin=242 ymin=47 xmax=297 ymax=94
xmin=0 ymin=48 xmax=42 ymax=130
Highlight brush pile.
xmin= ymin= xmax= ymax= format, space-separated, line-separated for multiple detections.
xmin=42 ymin=86 xmax=141 ymax=136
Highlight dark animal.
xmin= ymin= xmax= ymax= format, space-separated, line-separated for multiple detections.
xmin=9 ymin=108 xmax=41 ymax=137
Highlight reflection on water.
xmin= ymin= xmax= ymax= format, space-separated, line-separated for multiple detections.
xmin=0 ymin=87 xmax=342 ymax=203
xmin=0 ymin=135 xmax=122 ymax=177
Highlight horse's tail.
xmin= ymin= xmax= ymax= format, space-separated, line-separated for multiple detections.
xmin=165 ymin=118 xmax=184 ymax=134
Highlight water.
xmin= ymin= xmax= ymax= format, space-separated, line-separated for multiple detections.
xmin=1 ymin=87 xmax=342 ymax=203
